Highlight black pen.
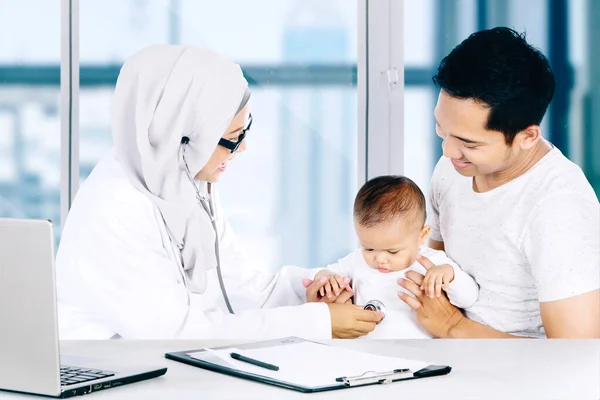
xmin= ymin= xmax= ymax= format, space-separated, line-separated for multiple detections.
xmin=230 ymin=352 xmax=280 ymax=371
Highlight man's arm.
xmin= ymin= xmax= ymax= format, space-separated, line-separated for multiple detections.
xmin=521 ymin=193 xmax=600 ymax=338
xmin=429 ymin=239 xmax=445 ymax=251
xmin=450 ymin=289 xmax=600 ymax=339
xmin=540 ymin=289 xmax=600 ymax=338
xmin=399 ymin=257 xmax=526 ymax=338
xmin=401 ymin=256 xmax=600 ymax=338
xmin=452 ymin=289 xmax=600 ymax=338
xmin=447 ymin=315 xmax=524 ymax=338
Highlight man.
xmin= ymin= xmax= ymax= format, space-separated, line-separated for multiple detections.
xmin=398 ymin=27 xmax=600 ymax=338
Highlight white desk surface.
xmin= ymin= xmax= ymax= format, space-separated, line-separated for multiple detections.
xmin=1 ymin=339 xmax=598 ymax=400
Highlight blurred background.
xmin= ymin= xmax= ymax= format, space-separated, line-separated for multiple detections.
xmin=0 ymin=0 xmax=598 ymax=272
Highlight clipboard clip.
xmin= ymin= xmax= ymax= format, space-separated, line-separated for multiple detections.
xmin=336 ymin=369 xmax=413 ymax=387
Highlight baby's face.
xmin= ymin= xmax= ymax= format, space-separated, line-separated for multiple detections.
xmin=354 ymin=218 xmax=429 ymax=273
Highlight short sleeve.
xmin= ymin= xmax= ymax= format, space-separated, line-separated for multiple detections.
xmin=522 ymin=194 xmax=600 ymax=302
xmin=428 ymin=157 xmax=444 ymax=242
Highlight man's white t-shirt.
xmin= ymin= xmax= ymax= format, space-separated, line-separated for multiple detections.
xmin=430 ymin=146 xmax=600 ymax=338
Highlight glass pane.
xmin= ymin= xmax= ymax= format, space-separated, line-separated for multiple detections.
xmin=180 ymin=0 xmax=357 ymax=63
xmin=455 ymin=0 xmax=477 ymax=44
xmin=403 ymin=88 xmax=435 ymax=219
xmin=0 ymin=1 xmax=61 ymax=243
xmin=404 ymin=0 xmax=435 ymax=67
xmin=0 ymin=0 xmax=60 ymax=63
xmin=79 ymin=0 xmax=358 ymax=271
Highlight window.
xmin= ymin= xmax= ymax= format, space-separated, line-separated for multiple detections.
xmin=0 ymin=0 xmax=62 ymax=242
xmin=78 ymin=0 xmax=358 ymax=271
xmin=7 ymin=1 xmax=594 ymax=271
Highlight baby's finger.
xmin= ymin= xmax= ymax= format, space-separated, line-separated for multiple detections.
xmin=428 ymin=275 xmax=436 ymax=298
xmin=435 ymin=275 xmax=443 ymax=297
xmin=335 ymin=275 xmax=349 ymax=291
xmin=420 ymin=274 xmax=427 ymax=295
xmin=330 ymin=276 xmax=341 ymax=296
xmin=442 ymin=275 xmax=450 ymax=291
xmin=324 ymin=281 xmax=333 ymax=298
xmin=317 ymin=276 xmax=328 ymax=297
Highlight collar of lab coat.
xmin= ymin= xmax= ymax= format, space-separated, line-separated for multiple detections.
xmin=111 ymin=44 xmax=248 ymax=293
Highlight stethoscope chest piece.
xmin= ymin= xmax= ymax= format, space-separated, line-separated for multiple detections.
xmin=364 ymin=299 xmax=386 ymax=318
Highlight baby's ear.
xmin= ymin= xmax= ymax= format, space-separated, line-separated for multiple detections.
xmin=419 ymin=225 xmax=432 ymax=244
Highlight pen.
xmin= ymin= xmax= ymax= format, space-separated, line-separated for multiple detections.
xmin=230 ymin=352 xmax=280 ymax=371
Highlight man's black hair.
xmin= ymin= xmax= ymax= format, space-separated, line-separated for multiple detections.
xmin=433 ymin=27 xmax=555 ymax=144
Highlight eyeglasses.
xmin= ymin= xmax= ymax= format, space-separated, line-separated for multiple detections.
xmin=218 ymin=114 xmax=253 ymax=153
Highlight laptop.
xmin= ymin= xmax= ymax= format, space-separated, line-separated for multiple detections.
xmin=0 ymin=218 xmax=167 ymax=397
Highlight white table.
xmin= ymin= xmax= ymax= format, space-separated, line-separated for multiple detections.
xmin=1 ymin=339 xmax=598 ymax=399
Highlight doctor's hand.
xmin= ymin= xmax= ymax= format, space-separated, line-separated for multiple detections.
xmin=327 ymin=303 xmax=384 ymax=338
xmin=397 ymin=255 xmax=464 ymax=338
xmin=303 ymin=274 xmax=354 ymax=304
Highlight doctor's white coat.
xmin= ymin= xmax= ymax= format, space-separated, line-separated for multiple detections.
xmin=56 ymin=151 xmax=331 ymax=340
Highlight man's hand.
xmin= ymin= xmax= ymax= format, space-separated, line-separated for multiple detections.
xmin=421 ymin=263 xmax=454 ymax=298
xmin=399 ymin=255 xmax=526 ymax=338
xmin=302 ymin=272 xmax=353 ymax=304
xmin=327 ymin=303 xmax=384 ymax=338
xmin=397 ymin=255 xmax=464 ymax=338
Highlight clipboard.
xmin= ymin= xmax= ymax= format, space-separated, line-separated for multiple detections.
xmin=165 ymin=337 xmax=451 ymax=393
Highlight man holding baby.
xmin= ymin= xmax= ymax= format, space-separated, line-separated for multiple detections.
xmin=304 ymin=27 xmax=599 ymax=339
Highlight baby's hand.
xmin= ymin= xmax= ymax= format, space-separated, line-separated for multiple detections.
xmin=313 ymin=270 xmax=351 ymax=302
xmin=421 ymin=264 xmax=454 ymax=298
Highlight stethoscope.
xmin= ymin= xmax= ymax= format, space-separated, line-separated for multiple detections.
xmin=353 ymin=280 xmax=387 ymax=317
xmin=178 ymin=136 xmax=235 ymax=314
xmin=178 ymin=134 xmax=385 ymax=319
xmin=364 ymin=300 xmax=386 ymax=317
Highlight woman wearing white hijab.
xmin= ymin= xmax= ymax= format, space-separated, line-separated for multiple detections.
xmin=55 ymin=45 xmax=382 ymax=340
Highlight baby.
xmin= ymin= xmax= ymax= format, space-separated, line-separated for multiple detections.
xmin=306 ymin=175 xmax=479 ymax=338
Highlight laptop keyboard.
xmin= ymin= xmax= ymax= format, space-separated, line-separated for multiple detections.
xmin=60 ymin=366 xmax=115 ymax=386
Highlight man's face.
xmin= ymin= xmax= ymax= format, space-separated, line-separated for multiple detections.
xmin=433 ymin=91 xmax=516 ymax=177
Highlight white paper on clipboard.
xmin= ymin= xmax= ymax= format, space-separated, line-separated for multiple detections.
xmin=188 ymin=341 xmax=431 ymax=388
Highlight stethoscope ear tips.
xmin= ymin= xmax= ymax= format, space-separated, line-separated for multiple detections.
xmin=181 ymin=136 xmax=190 ymax=145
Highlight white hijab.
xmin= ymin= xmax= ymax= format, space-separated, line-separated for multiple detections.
xmin=112 ymin=44 xmax=249 ymax=293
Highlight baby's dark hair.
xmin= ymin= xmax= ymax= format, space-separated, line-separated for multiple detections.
xmin=354 ymin=175 xmax=426 ymax=229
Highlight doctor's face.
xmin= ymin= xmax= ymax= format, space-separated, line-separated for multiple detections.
xmin=355 ymin=217 xmax=430 ymax=273
xmin=195 ymin=104 xmax=250 ymax=182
